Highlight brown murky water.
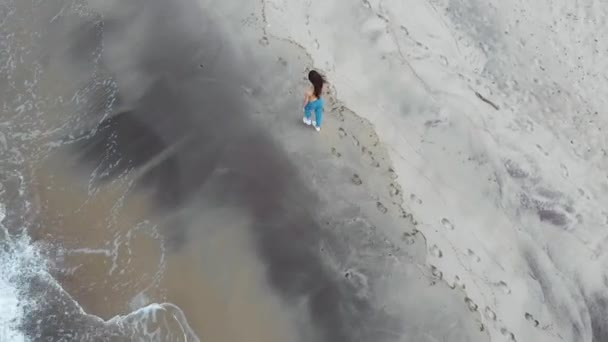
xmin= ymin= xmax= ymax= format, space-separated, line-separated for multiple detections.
xmin=31 ymin=152 xmax=300 ymax=341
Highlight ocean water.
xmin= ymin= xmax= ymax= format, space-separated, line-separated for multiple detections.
xmin=0 ymin=0 xmax=202 ymax=340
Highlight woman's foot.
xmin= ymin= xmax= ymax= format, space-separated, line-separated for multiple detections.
xmin=303 ymin=117 xmax=311 ymax=125
xmin=315 ymin=126 xmax=321 ymax=132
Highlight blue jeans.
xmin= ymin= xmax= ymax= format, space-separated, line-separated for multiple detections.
xmin=304 ymin=98 xmax=324 ymax=127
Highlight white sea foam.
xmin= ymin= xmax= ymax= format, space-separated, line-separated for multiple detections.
xmin=0 ymin=200 xmax=199 ymax=341
xmin=108 ymin=303 xmax=201 ymax=342
xmin=0 ymin=203 xmax=34 ymax=342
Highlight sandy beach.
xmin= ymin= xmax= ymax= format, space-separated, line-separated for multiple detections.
xmin=23 ymin=8 xmax=488 ymax=337
xmin=2 ymin=0 xmax=607 ymax=341
xmin=0 ymin=1 xmax=488 ymax=340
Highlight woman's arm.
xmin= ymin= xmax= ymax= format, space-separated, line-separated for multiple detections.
xmin=302 ymin=90 xmax=311 ymax=108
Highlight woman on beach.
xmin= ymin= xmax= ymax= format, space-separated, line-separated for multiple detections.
xmin=303 ymin=70 xmax=326 ymax=132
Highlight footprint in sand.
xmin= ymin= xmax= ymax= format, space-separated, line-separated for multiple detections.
xmin=352 ymin=136 xmax=360 ymax=147
xmin=338 ymin=127 xmax=347 ymax=138
xmin=430 ymin=265 xmax=443 ymax=279
xmin=376 ymin=201 xmax=388 ymax=214
xmin=450 ymin=275 xmax=466 ymax=290
xmin=389 ymin=183 xmax=401 ymax=197
xmin=429 ymin=245 xmax=443 ymax=258
xmin=259 ymin=36 xmax=269 ymax=46
xmin=410 ymin=193 xmax=423 ymax=204
xmin=402 ymin=231 xmax=416 ymax=245
xmin=466 ymin=249 xmax=481 ymax=263
xmin=388 ymin=167 xmax=398 ymax=180
xmin=441 ymin=218 xmax=454 ymax=230
xmin=500 ymin=328 xmax=516 ymax=341
xmin=398 ymin=207 xmax=417 ymax=224
xmin=351 ymin=173 xmax=363 ymax=185
xmin=560 ymin=163 xmax=569 ymax=178
xmin=343 ymin=269 xmax=369 ymax=298
xmin=361 ymin=148 xmax=380 ymax=167
xmin=331 ymin=147 xmax=342 ymax=158
xmin=465 ymin=297 xmax=478 ymax=312
xmin=525 ymin=312 xmax=540 ymax=327
xmin=495 ymin=280 xmax=512 ymax=294
xmin=484 ymin=307 xmax=497 ymax=321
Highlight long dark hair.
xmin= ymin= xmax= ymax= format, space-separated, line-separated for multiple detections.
xmin=308 ymin=70 xmax=325 ymax=98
